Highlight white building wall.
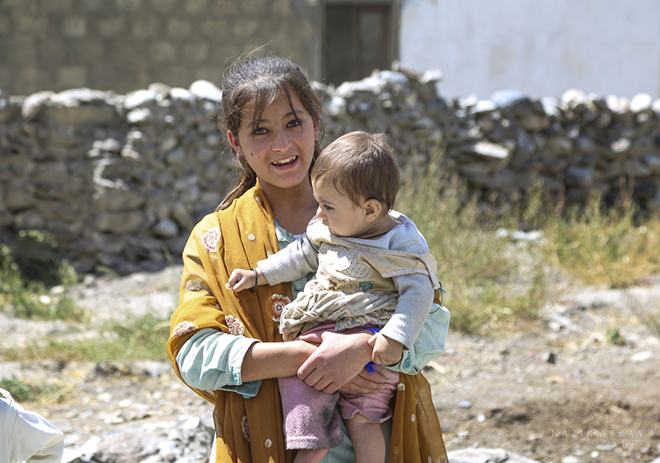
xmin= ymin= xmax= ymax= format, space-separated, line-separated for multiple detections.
xmin=399 ymin=0 xmax=660 ymax=99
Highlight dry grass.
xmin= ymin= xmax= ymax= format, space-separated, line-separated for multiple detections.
xmin=541 ymin=198 xmax=660 ymax=288
xmin=396 ymin=159 xmax=549 ymax=334
xmin=396 ymin=154 xmax=660 ymax=335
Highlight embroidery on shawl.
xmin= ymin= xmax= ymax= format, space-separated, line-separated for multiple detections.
xmin=271 ymin=294 xmax=291 ymax=322
xmin=185 ymin=279 xmax=203 ymax=291
xmin=241 ymin=415 xmax=250 ymax=442
xmin=225 ymin=315 xmax=245 ymax=336
xmin=201 ymin=226 xmax=220 ymax=253
xmin=172 ymin=321 xmax=197 ymax=338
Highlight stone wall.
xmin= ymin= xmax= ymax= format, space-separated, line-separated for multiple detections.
xmin=318 ymin=67 xmax=660 ymax=208
xmin=2 ymin=68 xmax=660 ymax=273
xmin=0 ymin=0 xmax=315 ymax=95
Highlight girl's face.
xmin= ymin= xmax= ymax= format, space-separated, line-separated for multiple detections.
xmin=228 ymin=91 xmax=318 ymax=194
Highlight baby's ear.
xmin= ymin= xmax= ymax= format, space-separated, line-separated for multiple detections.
xmin=363 ymin=198 xmax=383 ymax=222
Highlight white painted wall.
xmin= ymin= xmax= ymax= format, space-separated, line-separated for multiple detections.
xmin=399 ymin=0 xmax=660 ymax=99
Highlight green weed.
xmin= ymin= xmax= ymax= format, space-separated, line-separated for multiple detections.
xmin=0 ymin=377 xmax=64 ymax=403
xmin=0 ymin=241 xmax=86 ymax=321
xmin=606 ymin=327 xmax=625 ymax=346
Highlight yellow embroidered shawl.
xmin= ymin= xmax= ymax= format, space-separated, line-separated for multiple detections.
xmin=167 ymin=184 xmax=448 ymax=463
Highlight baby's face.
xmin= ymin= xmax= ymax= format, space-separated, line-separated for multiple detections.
xmin=312 ymin=180 xmax=371 ymax=238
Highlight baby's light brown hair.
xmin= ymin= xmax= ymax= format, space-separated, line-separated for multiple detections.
xmin=311 ymin=131 xmax=400 ymax=211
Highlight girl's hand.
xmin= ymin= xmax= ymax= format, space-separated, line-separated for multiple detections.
xmin=297 ymin=330 xmax=377 ymax=394
xmin=339 ymin=368 xmax=388 ymax=395
xmin=369 ymin=333 xmax=404 ymax=366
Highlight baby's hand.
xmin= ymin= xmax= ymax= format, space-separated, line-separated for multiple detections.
xmin=226 ymin=268 xmax=255 ymax=292
xmin=368 ymin=333 xmax=404 ymax=366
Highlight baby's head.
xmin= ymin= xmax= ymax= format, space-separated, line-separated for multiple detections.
xmin=311 ymin=131 xmax=399 ymax=211
xmin=311 ymin=132 xmax=400 ymax=237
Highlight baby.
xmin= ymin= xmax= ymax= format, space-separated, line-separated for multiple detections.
xmin=228 ymin=131 xmax=439 ymax=463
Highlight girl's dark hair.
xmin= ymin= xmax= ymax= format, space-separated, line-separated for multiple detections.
xmin=216 ymin=56 xmax=325 ymax=210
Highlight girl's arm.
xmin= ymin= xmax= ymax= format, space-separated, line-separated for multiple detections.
xmin=179 ymin=328 xmax=385 ymax=393
xmin=240 ymin=339 xmax=316 ymax=382
xmin=177 ymin=329 xmax=261 ymax=396
xmin=178 ymin=328 xmax=316 ymax=392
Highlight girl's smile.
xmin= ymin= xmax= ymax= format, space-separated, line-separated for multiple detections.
xmin=228 ymin=91 xmax=318 ymax=195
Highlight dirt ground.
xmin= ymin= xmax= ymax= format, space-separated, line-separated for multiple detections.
xmin=428 ymin=285 xmax=660 ymax=463
xmin=4 ymin=266 xmax=660 ymax=462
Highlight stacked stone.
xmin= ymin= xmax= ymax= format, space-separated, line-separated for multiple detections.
xmin=319 ymin=70 xmax=660 ymax=210
xmin=0 ymin=82 xmax=232 ymax=273
xmin=2 ymin=72 xmax=660 ymax=272
xmin=459 ymin=89 xmax=660 ymax=207
xmin=317 ymin=65 xmax=454 ymax=170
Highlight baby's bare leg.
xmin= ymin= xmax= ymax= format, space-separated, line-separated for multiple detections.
xmin=344 ymin=414 xmax=385 ymax=463
xmin=293 ymin=449 xmax=329 ymax=463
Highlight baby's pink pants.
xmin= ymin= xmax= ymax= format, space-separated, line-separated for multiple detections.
xmin=278 ymin=325 xmax=399 ymax=450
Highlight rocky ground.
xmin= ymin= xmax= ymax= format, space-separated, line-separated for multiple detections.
xmin=2 ymin=265 xmax=660 ymax=463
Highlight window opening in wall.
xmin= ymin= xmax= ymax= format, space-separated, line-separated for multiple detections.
xmin=323 ymin=4 xmax=391 ymax=86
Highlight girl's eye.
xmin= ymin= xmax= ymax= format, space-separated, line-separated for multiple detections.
xmin=324 ymin=204 xmax=334 ymax=211
xmin=287 ymin=119 xmax=301 ymax=128
xmin=253 ymin=127 xmax=268 ymax=135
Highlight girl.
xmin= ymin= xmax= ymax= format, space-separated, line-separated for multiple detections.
xmin=166 ymin=55 xmax=449 ymax=463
